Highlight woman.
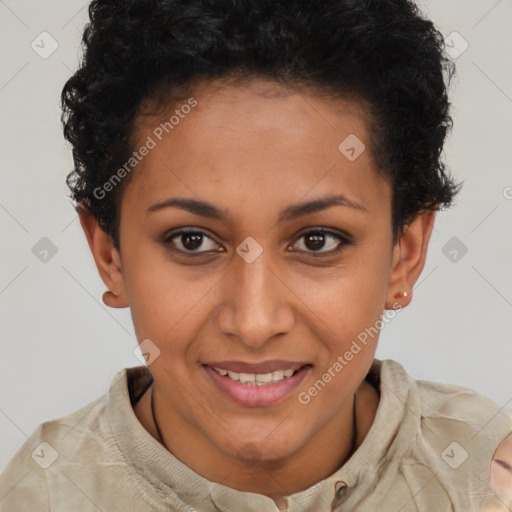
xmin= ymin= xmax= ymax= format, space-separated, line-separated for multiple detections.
xmin=1 ymin=0 xmax=511 ymax=510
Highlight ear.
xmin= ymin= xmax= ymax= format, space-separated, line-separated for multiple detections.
xmin=385 ymin=209 xmax=436 ymax=310
xmin=77 ymin=202 xmax=129 ymax=308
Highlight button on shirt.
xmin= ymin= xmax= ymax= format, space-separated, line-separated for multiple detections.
xmin=0 ymin=359 xmax=511 ymax=511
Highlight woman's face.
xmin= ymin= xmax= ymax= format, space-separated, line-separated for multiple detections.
xmin=104 ymin=78 xmax=406 ymax=461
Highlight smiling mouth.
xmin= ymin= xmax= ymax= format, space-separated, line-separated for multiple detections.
xmin=209 ymin=365 xmax=308 ymax=385
xmin=202 ymin=363 xmax=312 ymax=406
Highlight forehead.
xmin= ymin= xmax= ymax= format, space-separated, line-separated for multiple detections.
xmin=122 ymin=78 xmax=390 ymax=225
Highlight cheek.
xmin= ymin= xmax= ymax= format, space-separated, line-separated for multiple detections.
xmin=127 ymin=274 xmax=203 ymax=345
xmin=298 ymin=250 xmax=391 ymax=369
xmin=294 ymin=253 xmax=390 ymax=329
xmin=121 ymin=243 xmax=178 ymax=341
xmin=124 ymin=251 xmax=221 ymax=361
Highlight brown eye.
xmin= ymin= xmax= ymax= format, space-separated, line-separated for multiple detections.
xmin=164 ymin=229 xmax=222 ymax=255
xmin=304 ymin=232 xmax=330 ymax=251
xmin=179 ymin=232 xmax=205 ymax=251
xmin=290 ymin=229 xmax=352 ymax=256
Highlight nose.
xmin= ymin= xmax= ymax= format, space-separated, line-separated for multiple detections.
xmin=215 ymin=249 xmax=295 ymax=349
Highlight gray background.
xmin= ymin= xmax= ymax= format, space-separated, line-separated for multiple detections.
xmin=0 ymin=0 xmax=511 ymax=473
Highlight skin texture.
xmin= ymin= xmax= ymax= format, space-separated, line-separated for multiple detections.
xmin=78 ymin=78 xmax=436 ymax=499
xmin=490 ymin=433 xmax=512 ymax=499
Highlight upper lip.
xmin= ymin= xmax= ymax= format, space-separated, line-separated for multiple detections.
xmin=203 ymin=360 xmax=310 ymax=374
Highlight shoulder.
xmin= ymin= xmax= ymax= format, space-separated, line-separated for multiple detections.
xmin=384 ymin=360 xmax=512 ymax=509
xmin=378 ymin=359 xmax=511 ymax=440
xmin=0 ymin=371 xmax=127 ymax=511
xmin=413 ymin=373 xmax=512 ymax=446
xmin=0 ymin=421 xmax=51 ymax=511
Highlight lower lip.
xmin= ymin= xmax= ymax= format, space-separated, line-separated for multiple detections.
xmin=203 ymin=365 xmax=311 ymax=407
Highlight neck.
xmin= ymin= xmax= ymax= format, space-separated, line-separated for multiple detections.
xmin=134 ymin=379 xmax=379 ymax=498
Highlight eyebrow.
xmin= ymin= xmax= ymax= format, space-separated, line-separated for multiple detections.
xmin=146 ymin=194 xmax=367 ymax=222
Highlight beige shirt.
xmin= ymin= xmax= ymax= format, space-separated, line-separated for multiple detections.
xmin=1 ymin=358 xmax=511 ymax=511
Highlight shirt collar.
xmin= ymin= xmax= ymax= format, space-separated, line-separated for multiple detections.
xmin=107 ymin=358 xmax=419 ymax=511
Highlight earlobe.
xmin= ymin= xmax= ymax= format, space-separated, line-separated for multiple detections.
xmin=385 ymin=209 xmax=436 ymax=310
xmin=102 ymin=290 xmax=121 ymax=308
xmin=77 ymin=202 xmax=129 ymax=308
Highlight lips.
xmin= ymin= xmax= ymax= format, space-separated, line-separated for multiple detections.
xmin=202 ymin=361 xmax=312 ymax=407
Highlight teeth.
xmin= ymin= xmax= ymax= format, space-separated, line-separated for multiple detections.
xmin=239 ymin=373 xmax=255 ymax=384
xmin=212 ymin=367 xmax=298 ymax=385
xmin=255 ymin=372 xmax=273 ymax=383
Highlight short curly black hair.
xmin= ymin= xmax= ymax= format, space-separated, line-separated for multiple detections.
xmin=62 ymin=0 xmax=461 ymax=252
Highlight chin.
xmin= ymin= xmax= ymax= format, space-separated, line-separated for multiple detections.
xmin=218 ymin=431 xmax=304 ymax=464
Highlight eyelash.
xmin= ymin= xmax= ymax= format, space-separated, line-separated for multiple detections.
xmin=162 ymin=227 xmax=352 ymax=258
